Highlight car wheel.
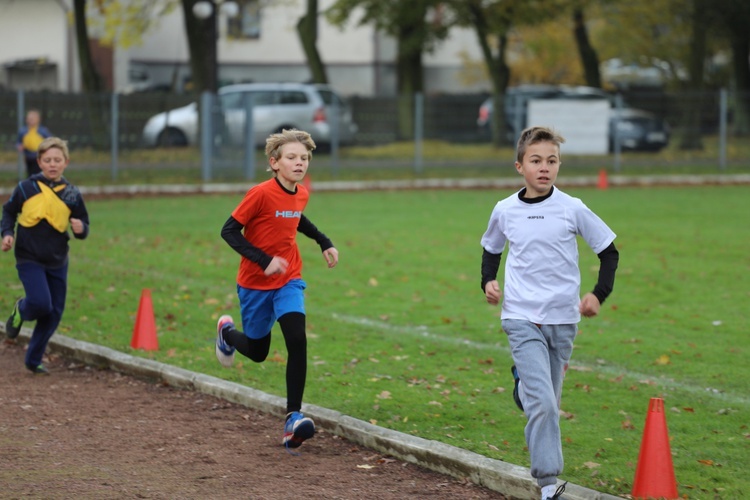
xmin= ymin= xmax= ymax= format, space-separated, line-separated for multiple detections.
xmin=158 ymin=127 xmax=188 ymax=147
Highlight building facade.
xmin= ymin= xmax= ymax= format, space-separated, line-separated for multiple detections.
xmin=0 ymin=0 xmax=489 ymax=97
xmin=0 ymin=0 xmax=78 ymax=92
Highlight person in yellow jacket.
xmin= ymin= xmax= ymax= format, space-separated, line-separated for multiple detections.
xmin=16 ymin=109 xmax=52 ymax=178
xmin=2 ymin=137 xmax=89 ymax=374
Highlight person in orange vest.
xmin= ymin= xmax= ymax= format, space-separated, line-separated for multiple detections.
xmin=16 ymin=109 xmax=52 ymax=178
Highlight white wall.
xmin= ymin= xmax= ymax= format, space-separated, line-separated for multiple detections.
xmin=0 ymin=0 xmax=77 ymax=91
xmin=0 ymin=0 xmax=486 ymax=96
xmin=121 ymin=0 xmax=384 ymax=95
xmin=117 ymin=0 xmax=483 ymax=97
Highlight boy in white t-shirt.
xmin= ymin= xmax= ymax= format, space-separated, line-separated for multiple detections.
xmin=480 ymin=126 xmax=619 ymax=500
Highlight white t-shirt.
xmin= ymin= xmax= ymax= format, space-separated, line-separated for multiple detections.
xmin=481 ymin=187 xmax=616 ymax=324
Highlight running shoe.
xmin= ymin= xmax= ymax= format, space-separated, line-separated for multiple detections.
xmin=215 ymin=314 xmax=236 ymax=368
xmin=26 ymin=364 xmax=49 ymax=375
xmin=6 ymin=298 xmax=23 ymax=339
xmin=544 ymin=481 xmax=568 ymax=500
xmin=282 ymin=411 xmax=315 ymax=449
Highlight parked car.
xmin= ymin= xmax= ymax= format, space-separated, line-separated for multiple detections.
xmin=477 ymin=84 xmax=670 ymax=152
xmin=142 ymin=82 xmax=358 ymax=149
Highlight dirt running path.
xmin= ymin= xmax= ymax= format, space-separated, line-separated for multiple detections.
xmin=0 ymin=340 xmax=506 ymax=499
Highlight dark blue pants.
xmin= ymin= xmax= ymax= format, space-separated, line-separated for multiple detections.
xmin=16 ymin=261 xmax=68 ymax=368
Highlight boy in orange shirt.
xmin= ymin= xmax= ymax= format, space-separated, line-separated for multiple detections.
xmin=217 ymin=129 xmax=338 ymax=451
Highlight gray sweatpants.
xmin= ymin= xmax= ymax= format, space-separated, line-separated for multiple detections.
xmin=502 ymin=319 xmax=577 ymax=488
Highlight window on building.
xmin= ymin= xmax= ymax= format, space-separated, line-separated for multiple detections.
xmin=228 ymin=0 xmax=261 ymax=39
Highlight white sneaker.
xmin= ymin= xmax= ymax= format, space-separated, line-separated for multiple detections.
xmin=215 ymin=315 xmax=236 ymax=368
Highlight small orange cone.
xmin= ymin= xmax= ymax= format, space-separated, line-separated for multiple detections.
xmin=597 ymin=169 xmax=609 ymax=190
xmin=131 ymin=288 xmax=158 ymax=351
xmin=631 ymin=398 xmax=678 ymax=499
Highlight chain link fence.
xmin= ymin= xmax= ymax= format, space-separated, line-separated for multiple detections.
xmin=2 ymin=87 xmax=749 ymax=185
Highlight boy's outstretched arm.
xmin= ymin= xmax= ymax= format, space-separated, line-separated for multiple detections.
xmin=580 ymin=242 xmax=619 ymax=317
xmin=297 ymin=214 xmax=338 ymax=268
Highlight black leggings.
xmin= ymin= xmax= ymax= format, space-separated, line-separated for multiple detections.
xmin=224 ymin=312 xmax=307 ymax=414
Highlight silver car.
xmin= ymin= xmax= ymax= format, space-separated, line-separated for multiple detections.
xmin=142 ymin=82 xmax=358 ymax=149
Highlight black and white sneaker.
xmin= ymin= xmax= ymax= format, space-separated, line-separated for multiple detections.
xmin=544 ymin=481 xmax=568 ymax=500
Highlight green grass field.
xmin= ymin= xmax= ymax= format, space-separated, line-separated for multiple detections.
xmin=1 ymin=184 xmax=747 ymax=498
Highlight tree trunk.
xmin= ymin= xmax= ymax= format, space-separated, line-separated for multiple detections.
xmin=468 ymin=1 xmax=511 ymax=147
xmin=573 ymin=8 xmax=601 ymax=88
xmin=73 ymin=0 xmax=109 ymax=150
xmin=181 ymin=0 xmax=216 ymax=93
xmin=297 ymin=0 xmax=328 ymax=84
xmin=73 ymin=0 xmax=104 ymax=92
xmin=396 ymin=49 xmax=422 ymax=140
xmin=679 ymin=0 xmax=707 ymax=150
xmin=395 ymin=7 xmax=427 ymax=141
xmin=727 ymin=23 xmax=750 ymax=134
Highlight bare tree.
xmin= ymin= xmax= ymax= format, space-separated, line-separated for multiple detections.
xmin=679 ymin=0 xmax=709 ymax=150
xmin=327 ymin=0 xmax=448 ymax=139
xmin=181 ymin=0 xmax=218 ymax=93
xmin=297 ymin=0 xmax=328 ymax=83
xmin=73 ymin=0 xmax=105 ymax=92
xmin=573 ymin=7 xmax=601 ymax=88
xmin=449 ymin=0 xmax=561 ymax=146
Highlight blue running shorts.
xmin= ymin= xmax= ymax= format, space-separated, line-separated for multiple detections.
xmin=237 ymin=279 xmax=306 ymax=339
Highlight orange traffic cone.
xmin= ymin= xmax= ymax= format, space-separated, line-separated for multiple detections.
xmin=597 ymin=169 xmax=609 ymax=190
xmin=131 ymin=288 xmax=158 ymax=351
xmin=632 ymin=398 xmax=678 ymax=499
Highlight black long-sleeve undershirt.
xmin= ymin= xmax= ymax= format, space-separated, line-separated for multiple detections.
xmin=220 ymin=214 xmax=334 ymax=271
xmin=297 ymin=214 xmax=334 ymax=251
xmin=591 ymin=243 xmax=619 ymax=304
xmin=480 ymin=242 xmax=619 ymax=304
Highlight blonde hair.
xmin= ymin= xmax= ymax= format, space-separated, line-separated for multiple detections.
xmin=516 ymin=126 xmax=565 ymax=163
xmin=37 ymin=137 xmax=70 ymax=162
xmin=264 ymin=129 xmax=316 ymax=172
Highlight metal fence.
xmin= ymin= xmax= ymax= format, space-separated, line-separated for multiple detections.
xmin=2 ymin=87 xmax=749 ymax=183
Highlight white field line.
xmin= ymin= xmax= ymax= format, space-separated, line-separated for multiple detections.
xmin=331 ymin=313 xmax=750 ymax=407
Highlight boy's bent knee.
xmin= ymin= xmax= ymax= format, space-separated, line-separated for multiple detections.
xmin=22 ymin=299 xmax=54 ymax=319
xmin=530 ymin=397 xmax=559 ymax=421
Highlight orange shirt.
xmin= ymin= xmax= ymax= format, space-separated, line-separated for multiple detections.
xmin=231 ymin=178 xmax=309 ymax=290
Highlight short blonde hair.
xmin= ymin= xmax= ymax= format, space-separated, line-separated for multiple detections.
xmin=516 ymin=126 xmax=565 ymax=163
xmin=37 ymin=137 xmax=70 ymax=162
xmin=265 ymin=129 xmax=316 ymax=172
